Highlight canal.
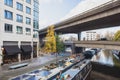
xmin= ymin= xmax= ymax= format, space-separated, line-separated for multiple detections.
xmin=90 ymin=49 xmax=120 ymax=80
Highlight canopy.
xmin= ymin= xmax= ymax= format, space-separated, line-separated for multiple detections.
xmin=3 ymin=45 xmax=21 ymax=55
xmin=21 ymin=45 xmax=32 ymax=54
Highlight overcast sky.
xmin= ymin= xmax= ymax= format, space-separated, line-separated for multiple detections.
xmin=39 ymin=0 xmax=120 ymax=39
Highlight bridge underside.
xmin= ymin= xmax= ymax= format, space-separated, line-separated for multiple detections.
xmin=39 ymin=0 xmax=120 ymax=37
xmin=56 ymin=13 xmax=120 ymax=33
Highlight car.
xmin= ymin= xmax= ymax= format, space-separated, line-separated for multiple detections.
xmin=83 ymin=50 xmax=94 ymax=59
xmin=65 ymin=47 xmax=72 ymax=53
xmin=91 ymin=48 xmax=98 ymax=54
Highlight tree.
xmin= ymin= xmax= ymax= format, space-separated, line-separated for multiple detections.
xmin=105 ymin=31 xmax=114 ymax=40
xmin=114 ymin=30 xmax=120 ymax=41
xmin=43 ymin=25 xmax=56 ymax=53
xmin=56 ymin=34 xmax=65 ymax=53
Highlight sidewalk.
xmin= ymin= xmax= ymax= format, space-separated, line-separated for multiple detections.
xmin=0 ymin=53 xmax=70 ymax=80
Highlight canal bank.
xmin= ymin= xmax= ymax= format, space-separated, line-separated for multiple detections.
xmin=91 ymin=49 xmax=120 ymax=80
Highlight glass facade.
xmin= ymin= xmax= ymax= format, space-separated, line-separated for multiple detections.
xmin=33 ymin=0 xmax=39 ymax=38
xmin=16 ymin=26 xmax=23 ymax=34
xmin=26 ymin=0 xmax=31 ymax=4
xmin=26 ymin=6 xmax=31 ymax=14
xmin=33 ymin=0 xmax=39 ymax=30
xmin=26 ymin=17 xmax=31 ymax=25
xmin=4 ymin=0 xmax=13 ymax=7
xmin=4 ymin=23 xmax=13 ymax=32
xmin=4 ymin=10 xmax=13 ymax=20
xmin=16 ymin=14 xmax=23 ymax=23
xmin=17 ymin=2 xmax=23 ymax=11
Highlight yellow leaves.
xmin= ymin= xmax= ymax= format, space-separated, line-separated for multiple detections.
xmin=114 ymin=30 xmax=120 ymax=41
xmin=43 ymin=25 xmax=56 ymax=53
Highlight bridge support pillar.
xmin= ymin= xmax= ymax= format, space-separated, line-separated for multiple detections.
xmin=78 ymin=32 xmax=81 ymax=41
xmin=71 ymin=43 xmax=75 ymax=54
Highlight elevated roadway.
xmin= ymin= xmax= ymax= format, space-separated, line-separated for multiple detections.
xmin=39 ymin=0 xmax=120 ymax=37
xmin=73 ymin=41 xmax=120 ymax=50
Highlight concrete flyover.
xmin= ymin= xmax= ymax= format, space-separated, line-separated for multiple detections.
xmin=74 ymin=41 xmax=120 ymax=50
xmin=39 ymin=0 xmax=120 ymax=37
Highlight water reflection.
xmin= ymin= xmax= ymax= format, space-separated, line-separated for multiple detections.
xmin=91 ymin=50 xmax=114 ymax=66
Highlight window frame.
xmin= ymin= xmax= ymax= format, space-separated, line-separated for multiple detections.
xmin=16 ymin=14 xmax=23 ymax=23
xmin=16 ymin=26 xmax=23 ymax=34
xmin=4 ymin=23 xmax=13 ymax=33
xmin=26 ymin=6 xmax=31 ymax=14
xmin=16 ymin=2 xmax=23 ymax=11
xmin=26 ymin=0 xmax=31 ymax=4
xmin=26 ymin=17 xmax=31 ymax=25
xmin=4 ymin=0 xmax=13 ymax=7
xmin=4 ymin=10 xmax=13 ymax=20
xmin=26 ymin=28 xmax=31 ymax=35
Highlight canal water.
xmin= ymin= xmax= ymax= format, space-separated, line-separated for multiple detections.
xmin=91 ymin=49 xmax=120 ymax=67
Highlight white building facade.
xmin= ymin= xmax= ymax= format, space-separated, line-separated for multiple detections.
xmin=85 ymin=32 xmax=97 ymax=41
xmin=0 ymin=0 xmax=39 ymax=65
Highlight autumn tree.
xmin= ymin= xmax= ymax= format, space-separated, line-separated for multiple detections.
xmin=56 ymin=34 xmax=65 ymax=53
xmin=114 ymin=30 xmax=120 ymax=41
xmin=43 ymin=25 xmax=56 ymax=53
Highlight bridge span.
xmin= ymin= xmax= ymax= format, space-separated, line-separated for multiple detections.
xmin=39 ymin=0 xmax=120 ymax=37
xmin=64 ymin=41 xmax=120 ymax=51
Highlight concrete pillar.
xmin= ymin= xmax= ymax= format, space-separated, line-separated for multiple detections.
xmin=78 ymin=32 xmax=81 ymax=41
xmin=18 ymin=54 xmax=21 ymax=62
xmin=82 ymin=47 xmax=85 ymax=53
xmin=31 ymin=40 xmax=33 ymax=59
xmin=71 ymin=43 xmax=75 ymax=54
xmin=0 ymin=47 xmax=3 ymax=65
xmin=18 ymin=41 xmax=21 ymax=62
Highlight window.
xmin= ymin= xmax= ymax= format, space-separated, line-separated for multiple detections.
xmin=33 ymin=30 xmax=38 ymax=38
xmin=26 ymin=0 xmax=31 ymax=4
xmin=4 ymin=10 xmax=13 ymax=20
xmin=26 ymin=17 xmax=31 ymax=24
xmin=4 ymin=23 xmax=12 ymax=32
xmin=17 ymin=2 xmax=23 ymax=11
xmin=16 ymin=14 xmax=23 ymax=23
xmin=16 ymin=26 xmax=23 ymax=34
xmin=26 ymin=7 xmax=31 ymax=14
xmin=33 ymin=20 xmax=39 ymax=29
xmin=4 ymin=0 xmax=13 ymax=7
xmin=26 ymin=28 xmax=31 ymax=35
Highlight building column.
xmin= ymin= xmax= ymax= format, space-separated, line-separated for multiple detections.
xmin=18 ymin=41 xmax=21 ymax=62
xmin=78 ymin=32 xmax=81 ymax=41
xmin=18 ymin=54 xmax=21 ymax=62
xmin=0 ymin=47 xmax=3 ymax=65
xmin=31 ymin=40 xmax=33 ymax=59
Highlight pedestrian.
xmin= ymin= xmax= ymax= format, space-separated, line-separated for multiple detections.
xmin=66 ymin=74 xmax=71 ymax=80
xmin=59 ymin=70 xmax=65 ymax=80
xmin=56 ymin=75 xmax=60 ymax=80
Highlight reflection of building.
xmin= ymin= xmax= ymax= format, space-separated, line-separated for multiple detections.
xmin=86 ymin=32 xmax=97 ymax=40
xmin=0 ymin=0 xmax=39 ymax=65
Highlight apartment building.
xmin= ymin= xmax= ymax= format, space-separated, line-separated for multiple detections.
xmin=85 ymin=32 xmax=97 ymax=41
xmin=0 ymin=0 xmax=39 ymax=65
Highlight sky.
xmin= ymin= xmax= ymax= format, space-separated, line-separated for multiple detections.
xmin=39 ymin=0 xmax=120 ymax=39
xmin=39 ymin=0 xmax=81 ymax=29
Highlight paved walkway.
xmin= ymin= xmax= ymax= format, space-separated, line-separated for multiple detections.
xmin=0 ymin=53 xmax=71 ymax=80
